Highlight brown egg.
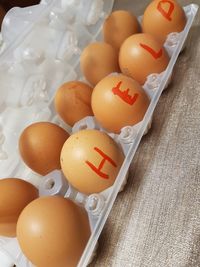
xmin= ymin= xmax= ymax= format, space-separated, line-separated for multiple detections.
xmin=0 ymin=178 xmax=38 ymax=237
xmin=61 ymin=129 xmax=124 ymax=194
xmin=17 ymin=196 xmax=90 ymax=267
xmin=80 ymin=42 xmax=120 ymax=86
xmin=91 ymin=74 xmax=150 ymax=133
xmin=142 ymin=0 xmax=186 ymax=44
xmin=119 ymin=33 xmax=169 ymax=85
xmin=54 ymin=81 xmax=93 ymax=126
xmin=19 ymin=122 xmax=69 ymax=175
xmin=103 ymin=10 xmax=139 ymax=52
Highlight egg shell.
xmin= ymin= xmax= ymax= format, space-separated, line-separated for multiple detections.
xmin=17 ymin=196 xmax=90 ymax=267
xmin=142 ymin=0 xmax=187 ymax=44
xmin=61 ymin=129 xmax=124 ymax=194
xmin=91 ymin=74 xmax=150 ymax=133
xmin=103 ymin=10 xmax=140 ymax=52
xmin=80 ymin=42 xmax=120 ymax=86
xmin=19 ymin=122 xmax=69 ymax=175
xmin=0 ymin=178 xmax=38 ymax=237
xmin=54 ymin=81 xmax=93 ymax=127
xmin=119 ymin=33 xmax=170 ymax=85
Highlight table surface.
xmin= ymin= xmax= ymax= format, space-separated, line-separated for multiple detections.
xmin=90 ymin=1 xmax=200 ymax=266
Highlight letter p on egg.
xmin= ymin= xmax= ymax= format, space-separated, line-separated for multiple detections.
xmin=157 ymin=0 xmax=175 ymax=21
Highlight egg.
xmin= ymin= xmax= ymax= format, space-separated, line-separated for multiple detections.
xmin=91 ymin=74 xmax=150 ymax=133
xmin=142 ymin=0 xmax=186 ymax=44
xmin=19 ymin=122 xmax=69 ymax=175
xmin=17 ymin=196 xmax=90 ymax=267
xmin=0 ymin=178 xmax=38 ymax=237
xmin=80 ymin=42 xmax=120 ymax=86
xmin=103 ymin=10 xmax=140 ymax=52
xmin=54 ymin=81 xmax=93 ymax=126
xmin=61 ymin=129 xmax=124 ymax=194
xmin=119 ymin=33 xmax=169 ymax=85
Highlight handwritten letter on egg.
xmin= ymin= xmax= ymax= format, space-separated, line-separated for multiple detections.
xmin=112 ymin=81 xmax=139 ymax=106
xmin=140 ymin=43 xmax=163 ymax=59
xmin=157 ymin=0 xmax=175 ymax=21
xmin=85 ymin=147 xmax=117 ymax=179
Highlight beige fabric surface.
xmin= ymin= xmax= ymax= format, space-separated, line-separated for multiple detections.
xmin=90 ymin=0 xmax=200 ymax=266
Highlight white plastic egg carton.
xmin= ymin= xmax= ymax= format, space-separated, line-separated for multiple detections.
xmin=0 ymin=1 xmax=198 ymax=267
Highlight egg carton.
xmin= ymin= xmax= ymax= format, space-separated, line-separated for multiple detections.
xmin=0 ymin=1 xmax=199 ymax=267
xmin=0 ymin=0 xmax=114 ymax=181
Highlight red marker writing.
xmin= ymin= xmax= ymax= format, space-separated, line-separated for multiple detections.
xmin=112 ymin=81 xmax=139 ymax=106
xmin=157 ymin=0 xmax=175 ymax=21
xmin=85 ymin=147 xmax=117 ymax=179
xmin=140 ymin=43 xmax=163 ymax=59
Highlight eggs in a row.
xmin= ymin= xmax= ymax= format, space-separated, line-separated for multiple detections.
xmin=54 ymin=74 xmax=150 ymax=133
xmin=2 ymin=126 xmax=125 ymax=266
xmin=0 ymin=1 xmax=187 ymax=267
xmin=81 ymin=0 xmax=186 ymax=86
xmin=0 ymin=178 xmax=90 ymax=267
xmin=19 ymin=0 xmax=187 ymax=196
xmin=19 ymin=124 xmax=124 ymax=194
